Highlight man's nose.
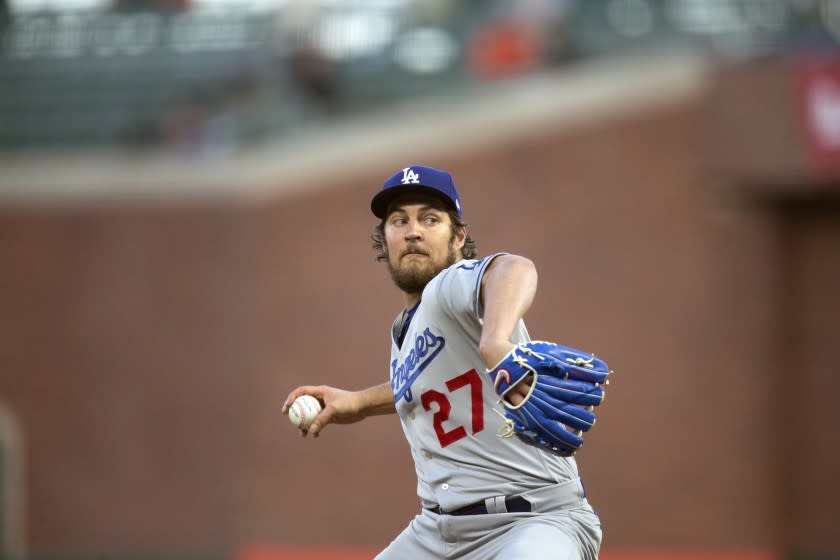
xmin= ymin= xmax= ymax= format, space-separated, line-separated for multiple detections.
xmin=405 ymin=220 xmax=423 ymax=240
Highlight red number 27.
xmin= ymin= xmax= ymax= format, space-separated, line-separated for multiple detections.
xmin=420 ymin=369 xmax=485 ymax=448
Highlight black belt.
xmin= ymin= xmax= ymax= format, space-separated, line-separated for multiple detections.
xmin=429 ymin=495 xmax=532 ymax=516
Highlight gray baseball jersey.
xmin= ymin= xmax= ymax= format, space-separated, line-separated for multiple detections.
xmin=378 ymin=254 xmax=602 ymax=560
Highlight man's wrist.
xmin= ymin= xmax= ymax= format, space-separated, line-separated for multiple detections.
xmin=357 ymin=383 xmax=398 ymax=417
xmin=479 ymin=340 xmax=516 ymax=370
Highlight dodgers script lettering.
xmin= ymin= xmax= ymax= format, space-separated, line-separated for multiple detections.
xmin=391 ymin=327 xmax=445 ymax=403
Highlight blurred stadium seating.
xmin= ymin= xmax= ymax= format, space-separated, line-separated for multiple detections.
xmin=1 ymin=0 xmax=837 ymax=152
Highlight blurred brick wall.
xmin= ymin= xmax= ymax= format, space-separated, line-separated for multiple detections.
xmin=1 ymin=92 xmax=838 ymax=556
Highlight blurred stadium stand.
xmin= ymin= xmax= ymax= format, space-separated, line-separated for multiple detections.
xmin=1 ymin=0 xmax=837 ymax=153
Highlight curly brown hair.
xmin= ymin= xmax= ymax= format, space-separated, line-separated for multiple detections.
xmin=371 ymin=208 xmax=478 ymax=262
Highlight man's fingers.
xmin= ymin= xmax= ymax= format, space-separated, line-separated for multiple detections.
xmin=282 ymin=391 xmax=303 ymax=414
xmin=308 ymin=405 xmax=335 ymax=437
xmin=505 ymin=375 xmax=534 ymax=406
xmin=282 ymin=386 xmax=322 ymax=414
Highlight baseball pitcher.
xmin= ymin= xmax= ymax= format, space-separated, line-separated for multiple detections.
xmin=283 ymin=165 xmax=612 ymax=559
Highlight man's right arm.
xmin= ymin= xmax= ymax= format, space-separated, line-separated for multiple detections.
xmin=282 ymin=382 xmax=396 ymax=437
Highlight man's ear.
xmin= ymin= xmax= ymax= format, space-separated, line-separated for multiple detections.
xmin=454 ymin=226 xmax=467 ymax=250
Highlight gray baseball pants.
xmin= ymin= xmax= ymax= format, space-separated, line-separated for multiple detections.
xmin=375 ymin=478 xmax=602 ymax=560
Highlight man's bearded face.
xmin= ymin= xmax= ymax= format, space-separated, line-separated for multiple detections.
xmin=383 ymin=200 xmax=464 ymax=295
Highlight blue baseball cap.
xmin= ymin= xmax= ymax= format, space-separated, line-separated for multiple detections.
xmin=371 ymin=165 xmax=463 ymax=219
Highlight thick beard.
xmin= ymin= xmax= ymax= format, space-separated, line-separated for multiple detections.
xmin=387 ymin=242 xmax=458 ymax=295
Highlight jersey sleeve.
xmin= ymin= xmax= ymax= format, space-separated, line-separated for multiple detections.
xmin=432 ymin=253 xmax=507 ymax=323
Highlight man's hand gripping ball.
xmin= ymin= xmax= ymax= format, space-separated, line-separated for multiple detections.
xmin=488 ymin=341 xmax=611 ymax=457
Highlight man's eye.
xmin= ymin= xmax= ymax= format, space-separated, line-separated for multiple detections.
xmin=392 ymin=218 xmax=407 ymax=226
xmin=424 ymin=216 xmax=439 ymax=225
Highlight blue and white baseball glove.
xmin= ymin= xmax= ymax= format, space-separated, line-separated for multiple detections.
xmin=487 ymin=341 xmax=611 ymax=457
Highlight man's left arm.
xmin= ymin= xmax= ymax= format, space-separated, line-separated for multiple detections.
xmin=477 ymin=254 xmax=612 ymax=456
xmin=478 ymin=254 xmax=537 ymax=371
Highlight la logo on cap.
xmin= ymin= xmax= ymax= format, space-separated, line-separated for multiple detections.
xmin=401 ymin=167 xmax=420 ymax=184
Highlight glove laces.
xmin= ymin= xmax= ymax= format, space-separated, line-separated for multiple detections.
xmin=492 ymin=405 xmax=516 ymax=439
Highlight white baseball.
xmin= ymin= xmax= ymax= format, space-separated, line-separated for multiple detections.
xmin=288 ymin=395 xmax=322 ymax=431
